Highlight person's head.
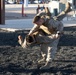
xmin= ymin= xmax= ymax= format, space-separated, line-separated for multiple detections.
xmin=33 ymin=16 xmax=44 ymax=26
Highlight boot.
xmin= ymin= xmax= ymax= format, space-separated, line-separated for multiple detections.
xmin=40 ymin=61 xmax=51 ymax=69
xmin=64 ymin=2 xmax=72 ymax=13
xmin=38 ymin=57 xmax=46 ymax=64
xmin=45 ymin=7 xmax=52 ymax=17
xmin=38 ymin=53 xmax=47 ymax=64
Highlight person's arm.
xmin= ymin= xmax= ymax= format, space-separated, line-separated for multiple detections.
xmin=57 ymin=21 xmax=64 ymax=35
xmin=55 ymin=23 xmax=64 ymax=39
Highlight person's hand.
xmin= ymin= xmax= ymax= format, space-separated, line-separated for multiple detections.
xmin=18 ymin=35 xmax=23 ymax=45
xmin=52 ymin=34 xmax=60 ymax=39
xmin=18 ymin=35 xmax=22 ymax=40
xmin=56 ymin=34 xmax=60 ymax=38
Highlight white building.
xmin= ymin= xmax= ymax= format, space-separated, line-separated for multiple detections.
xmin=48 ymin=0 xmax=76 ymax=16
xmin=48 ymin=0 xmax=65 ymax=16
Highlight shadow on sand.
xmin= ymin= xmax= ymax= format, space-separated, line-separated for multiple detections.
xmin=0 ymin=27 xmax=76 ymax=47
xmin=0 ymin=61 xmax=76 ymax=75
xmin=0 ymin=27 xmax=76 ymax=75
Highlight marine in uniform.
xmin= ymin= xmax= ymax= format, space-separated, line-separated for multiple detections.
xmin=18 ymin=2 xmax=72 ymax=69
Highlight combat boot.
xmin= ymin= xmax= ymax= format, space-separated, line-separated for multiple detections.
xmin=38 ymin=57 xmax=46 ymax=64
xmin=40 ymin=61 xmax=52 ymax=69
xmin=64 ymin=2 xmax=72 ymax=13
xmin=38 ymin=53 xmax=46 ymax=64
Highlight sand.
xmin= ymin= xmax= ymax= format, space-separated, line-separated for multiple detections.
xmin=0 ymin=26 xmax=76 ymax=75
xmin=0 ymin=4 xmax=76 ymax=74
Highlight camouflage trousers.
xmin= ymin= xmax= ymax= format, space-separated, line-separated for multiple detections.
xmin=21 ymin=34 xmax=59 ymax=62
xmin=54 ymin=11 xmax=66 ymax=21
xmin=35 ymin=34 xmax=60 ymax=62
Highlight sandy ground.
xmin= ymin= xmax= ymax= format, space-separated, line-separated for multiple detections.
xmin=0 ymin=26 xmax=76 ymax=75
xmin=0 ymin=4 xmax=75 ymax=75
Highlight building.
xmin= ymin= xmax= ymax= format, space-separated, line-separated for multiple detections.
xmin=50 ymin=0 xmax=76 ymax=8
xmin=60 ymin=0 xmax=76 ymax=8
xmin=60 ymin=0 xmax=67 ymax=4
xmin=5 ymin=0 xmax=76 ymax=8
xmin=5 ymin=0 xmax=23 ymax=4
xmin=48 ymin=0 xmax=65 ymax=16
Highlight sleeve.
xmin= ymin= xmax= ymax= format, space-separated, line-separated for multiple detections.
xmin=49 ymin=19 xmax=64 ymax=32
xmin=56 ymin=21 xmax=64 ymax=32
xmin=28 ymin=24 xmax=40 ymax=35
xmin=48 ymin=19 xmax=64 ymax=37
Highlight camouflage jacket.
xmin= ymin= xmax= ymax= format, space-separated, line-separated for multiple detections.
xmin=29 ymin=9 xmax=63 ymax=35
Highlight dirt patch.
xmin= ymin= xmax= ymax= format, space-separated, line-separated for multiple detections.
xmin=0 ymin=27 xmax=76 ymax=75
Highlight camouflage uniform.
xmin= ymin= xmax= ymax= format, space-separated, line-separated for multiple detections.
xmin=18 ymin=2 xmax=71 ymax=69
xmin=28 ymin=8 xmax=64 ymax=63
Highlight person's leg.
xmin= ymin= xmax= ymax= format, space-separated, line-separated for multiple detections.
xmin=40 ymin=39 xmax=59 ymax=69
xmin=54 ymin=2 xmax=72 ymax=21
xmin=37 ymin=35 xmax=57 ymax=64
xmin=38 ymin=43 xmax=48 ymax=63
xmin=45 ymin=7 xmax=52 ymax=17
xmin=50 ymin=39 xmax=59 ymax=60
xmin=40 ymin=45 xmax=52 ymax=69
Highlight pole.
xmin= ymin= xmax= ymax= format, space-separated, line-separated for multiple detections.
xmin=22 ymin=1 xmax=27 ymax=17
xmin=0 ymin=0 xmax=5 ymax=24
xmin=22 ymin=3 xmax=24 ymax=17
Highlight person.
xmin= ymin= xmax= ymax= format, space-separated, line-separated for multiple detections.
xmin=36 ymin=5 xmax=45 ymax=14
xmin=18 ymin=2 xmax=72 ymax=69
xmin=36 ymin=5 xmax=40 ymax=14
